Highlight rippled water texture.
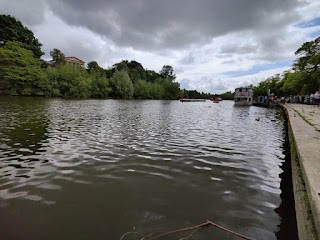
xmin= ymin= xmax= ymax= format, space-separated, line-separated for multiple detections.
xmin=0 ymin=97 xmax=288 ymax=239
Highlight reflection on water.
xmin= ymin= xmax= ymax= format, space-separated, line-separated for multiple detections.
xmin=0 ymin=97 xmax=297 ymax=239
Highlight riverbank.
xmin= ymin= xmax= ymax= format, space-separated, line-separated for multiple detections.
xmin=282 ymin=103 xmax=320 ymax=239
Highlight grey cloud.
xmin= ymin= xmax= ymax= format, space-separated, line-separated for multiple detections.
xmin=46 ymin=0 xmax=302 ymax=51
xmin=221 ymin=59 xmax=236 ymax=65
xmin=179 ymin=53 xmax=196 ymax=65
xmin=220 ymin=43 xmax=258 ymax=55
xmin=1 ymin=0 xmax=46 ymax=26
xmin=1 ymin=0 xmax=314 ymax=94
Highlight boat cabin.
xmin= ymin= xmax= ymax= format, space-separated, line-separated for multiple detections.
xmin=234 ymin=87 xmax=253 ymax=105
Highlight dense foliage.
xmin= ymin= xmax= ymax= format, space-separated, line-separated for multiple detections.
xmin=253 ymin=36 xmax=320 ymax=97
xmin=160 ymin=65 xmax=176 ymax=81
xmin=180 ymin=89 xmax=234 ymax=100
xmin=109 ymin=70 xmax=134 ymax=98
xmin=0 ymin=41 xmax=47 ymax=95
xmin=50 ymin=48 xmax=65 ymax=65
xmin=0 ymin=15 xmax=43 ymax=58
xmin=0 ymin=43 xmax=181 ymax=99
xmin=181 ymin=89 xmax=212 ymax=99
xmin=0 ymin=15 xmax=185 ymax=99
xmin=45 ymin=63 xmax=111 ymax=98
xmin=0 ymin=14 xmax=183 ymax=99
xmin=218 ymin=91 xmax=234 ymax=100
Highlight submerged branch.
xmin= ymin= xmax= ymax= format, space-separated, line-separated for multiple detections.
xmin=138 ymin=220 xmax=255 ymax=240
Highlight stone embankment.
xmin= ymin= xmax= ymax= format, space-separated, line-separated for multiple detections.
xmin=282 ymin=104 xmax=320 ymax=240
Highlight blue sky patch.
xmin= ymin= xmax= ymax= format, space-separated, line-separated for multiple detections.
xmin=308 ymin=30 xmax=320 ymax=39
xmin=296 ymin=17 xmax=320 ymax=28
xmin=224 ymin=61 xmax=291 ymax=77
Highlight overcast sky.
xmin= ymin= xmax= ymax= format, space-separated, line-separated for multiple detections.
xmin=1 ymin=0 xmax=320 ymax=93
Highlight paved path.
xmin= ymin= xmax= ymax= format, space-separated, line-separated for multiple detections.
xmin=286 ymin=104 xmax=320 ymax=131
xmin=284 ymin=103 xmax=320 ymax=239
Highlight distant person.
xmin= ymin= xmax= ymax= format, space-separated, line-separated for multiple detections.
xmin=305 ymin=94 xmax=310 ymax=105
xmin=287 ymin=96 xmax=291 ymax=103
xmin=310 ymin=93 xmax=314 ymax=104
xmin=314 ymin=91 xmax=320 ymax=106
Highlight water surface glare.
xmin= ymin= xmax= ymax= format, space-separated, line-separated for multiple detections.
xmin=0 ymin=97 xmax=292 ymax=239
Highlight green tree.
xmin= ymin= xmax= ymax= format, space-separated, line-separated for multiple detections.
xmin=46 ymin=63 xmax=91 ymax=98
xmin=127 ymin=60 xmax=146 ymax=84
xmin=187 ymin=90 xmax=201 ymax=99
xmin=110 ymin=70 xmax=133 ymax=98
xmin=159 ymin=65 xmax=176 ymax=81
xmin=159 ymin=78 xmax=181 ymax=99
xmin=293 ymin=36 xmax=320 ymax=72
xmin=254 ymin=37 xmax=320 ymax=97
xmin=90 ymin=72 xmax=111 ymax=98
xmin=113 ymin=60 xmax=129 ymax=71
xmin=105 ymin=68 xmax=114 ymax=78
xmin=50 ymin=48 xmax=65 ymax=65
xmin=0 ymin=41 xmax=47 ymax=95
xmin=146 ymin=70 xmax=160 ymax=82
xmin=134 ymin=80 xmax=152 ymax=99
xmin=111 ymin=60 xmax=146 ymax=84
xmin=0 ymin=15 xmax=43 ymax=58
xmin=87 ymin=61 xmax=105 ymax=75
xmin=219 ymin=91 xmax=234 ymax=100
xmin=253 ymin=75 xmax=281 ymax=97
xmin=281 ymin=71 xmax=309 ymax=95
xmin=150 ymin=83 xmax=165 ymax=99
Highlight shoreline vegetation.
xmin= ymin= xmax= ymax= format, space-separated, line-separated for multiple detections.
xmin=0 ymin=14 xmax=319 ymax=100
xmin=252 ymin=35 xmax=320 ymax=100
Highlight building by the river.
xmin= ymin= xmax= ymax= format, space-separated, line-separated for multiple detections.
xmin=47 ymin=56 xmax=85 ymax=68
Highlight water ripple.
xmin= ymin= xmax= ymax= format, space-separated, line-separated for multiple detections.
xmin=0 ymin=98 xmax=286 ymax=239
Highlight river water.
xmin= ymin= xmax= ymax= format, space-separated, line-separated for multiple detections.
xmin=0 ymin=97 xmax=297 ymax=240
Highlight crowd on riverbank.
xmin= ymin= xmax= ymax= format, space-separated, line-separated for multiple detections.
xmin=281 ymin=91 xmax=320 ymax=105
xmin=256 ymin=90 xmax=320 ymax=106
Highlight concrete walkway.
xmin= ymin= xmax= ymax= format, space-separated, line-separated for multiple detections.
xmin=283 ymin=103 xmax=320 ymax=239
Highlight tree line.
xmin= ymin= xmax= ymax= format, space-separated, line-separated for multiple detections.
xmin=252 ymin=36 xmax=320 ymax=97
xmin=0 ymin=15 xmax=181 ymax=99
xmin=1 ymin=14 xmax=318 ymax=100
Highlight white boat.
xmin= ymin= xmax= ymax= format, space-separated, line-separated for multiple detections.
xmin=234 ymin=87 xmax=253 ymax=106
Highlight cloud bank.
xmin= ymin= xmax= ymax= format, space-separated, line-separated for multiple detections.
xmin=1 ymin=0 xmax=320 ymax=93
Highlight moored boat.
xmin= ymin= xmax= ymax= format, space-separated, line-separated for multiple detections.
xmin=234 ymin=87 xmax=253 ymax=106
xmin=180 ymin=99 xmax=206 ymax=102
